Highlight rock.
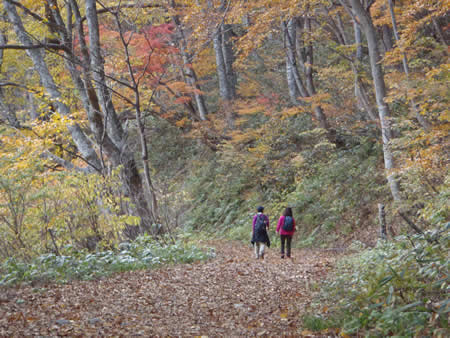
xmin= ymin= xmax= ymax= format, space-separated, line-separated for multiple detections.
xmin=55 ymin=319 xmax=71 ymax=325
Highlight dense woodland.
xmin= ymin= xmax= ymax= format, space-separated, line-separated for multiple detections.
xmin=0 ymin=0 xmax=448 ymax=335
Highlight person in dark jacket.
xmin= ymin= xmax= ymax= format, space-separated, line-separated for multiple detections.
xmin=251 ymin=206 xmax=270 ymax=259
xmin=276 ymin=207 xmax=296 ymax=259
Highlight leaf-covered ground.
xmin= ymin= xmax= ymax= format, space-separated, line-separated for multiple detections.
xmin=0 ymin=241 xmax=341 ymax=336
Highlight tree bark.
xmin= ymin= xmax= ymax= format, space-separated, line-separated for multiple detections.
xmin=348 ymin=0 xmax=402 ymax=201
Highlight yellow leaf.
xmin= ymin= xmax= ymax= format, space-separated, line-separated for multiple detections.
xmin=301 ymin=330 xmax=314 ymax=335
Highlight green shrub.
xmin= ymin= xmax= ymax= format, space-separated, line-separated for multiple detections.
xmin=0 ymin=235 xmax=215 ymax=286
xmin=316 ymin=224 xmax=449 ymax=336
xmin=302 ymin=314 xmax=339 ymax=332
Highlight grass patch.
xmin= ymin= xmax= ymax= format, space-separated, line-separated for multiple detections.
xmin=302 ymin=314 xmax=340 ymax=332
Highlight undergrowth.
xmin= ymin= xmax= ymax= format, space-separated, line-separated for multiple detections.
xmin=306 ymin=223 xmax=449 ymax=337
xmin=0 ymin=235 xmax=215 ymax=286
xmin=183 ymin=134 xmax=384 ymax=248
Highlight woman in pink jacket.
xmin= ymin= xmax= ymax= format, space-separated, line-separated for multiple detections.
xmin=276 ymin=207 xmax=296 ymax=259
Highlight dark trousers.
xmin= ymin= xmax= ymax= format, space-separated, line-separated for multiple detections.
xmin=280 ymin=235 xmax=292 ymax=257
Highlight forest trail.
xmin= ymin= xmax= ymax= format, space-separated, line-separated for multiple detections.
xmin=1 ymin=241 xmax=342 ymax=336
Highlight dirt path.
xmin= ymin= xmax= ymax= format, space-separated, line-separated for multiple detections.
xmin=0 ymin=241 xmax=340 ymax=336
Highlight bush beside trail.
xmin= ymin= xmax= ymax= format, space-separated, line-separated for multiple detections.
xmin=0 ymin=235 xmax=214 ymax=286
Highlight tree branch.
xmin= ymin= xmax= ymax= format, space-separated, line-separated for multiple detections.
xmin=41 ymin=150 xmax=93 ymax=173
xmin=5 ymin=0 xmax=46 ymax=23
xmin=0 ymin=43 xmax=66 ymax=50
xmin=81 ymin=2 xmax=166 ymax=22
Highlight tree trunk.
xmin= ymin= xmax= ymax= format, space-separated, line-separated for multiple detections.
xmin=285 ymin=19 xmax=309 ymax=99
xmin=302 ymin=18 xmax=330 ymax=130
xmin=378 ymin=203 xmax=387 ymax=240
xmin=286 ymin=53 xmax=300 ymax=105
xmin=285 ymin=18 xmax=329 ymax=131
xmin=349 ymin=0 xmax=402 ymax=201
xmin=212 ymin=0 xmax=236 ymax=102
xmin=432 ymin=18 xmax=448 ymax=46
xmin=114 ymin=11 xmax=160 ymax=228
xmin=336 ymin=13 xmax=349 ymax=45
xmin=222 ymin=23 xmax=236 ymax=98
xmin=214 ymin=25 xmax=234 ymax=101
xmin=285 ymin=19 xmax=301 ymax=105
xmin=381 ymin=25 xmax=394 ymax=53
xmin=84 ymin=0 xmax=156 ymax=231
xmin=170 ymin=0 xmax=208 ymax=121
xmin=213 ymin=22 xmax=236 ymax=129
xmin=0 ymin=91 xmax=20 ymax=128
xmin=0 ymin=33 xmax=20 ymax=128
xmin=85 ymin=0 xmax=125 ymax=150
xmin=353 ymin=18 xmax=378 ymax=120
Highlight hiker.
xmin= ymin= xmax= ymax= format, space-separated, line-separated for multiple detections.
xmin=276 ymin=207 xmax=296 ymax=259
xmin=251 ymin=206 xmax=270 ymax=259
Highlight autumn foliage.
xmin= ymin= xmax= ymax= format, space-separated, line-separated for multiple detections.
xmin=0 ymin=0 xmax=448 ymax=335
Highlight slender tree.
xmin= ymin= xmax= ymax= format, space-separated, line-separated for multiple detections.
xmin=170 ymin=0 xmax=209 ymax=121
xmin=341 ymin=0 xmax=402 ymax=201
xmin=283 ymin=17 xmax=330 ymax=131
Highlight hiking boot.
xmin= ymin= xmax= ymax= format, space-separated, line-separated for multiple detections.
xmin=261 ymin=252 xmax=264 ymax=260
xmin=281 ymin=254 xmax=285 ymax=259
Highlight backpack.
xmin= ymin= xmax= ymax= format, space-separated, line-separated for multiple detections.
xmin=282 ymin=216 xmax=294 ymax=232
xmin=254 ymin=214 xmax=267 ymax=233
